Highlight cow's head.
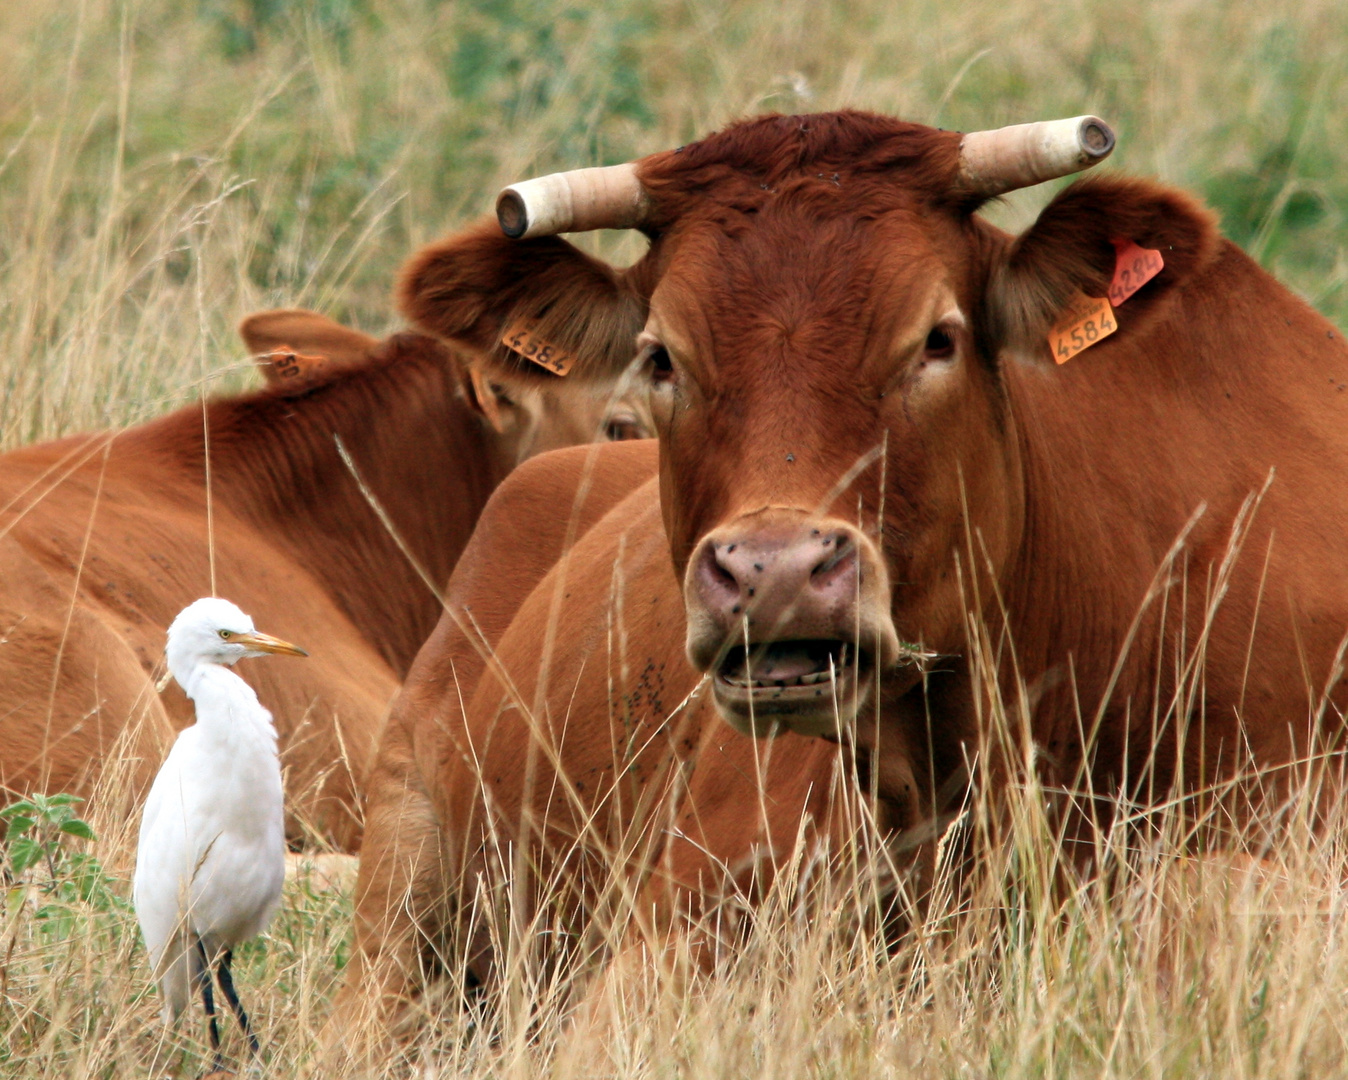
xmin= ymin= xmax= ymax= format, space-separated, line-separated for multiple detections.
xmin=400 ymin=111 xmax=1216 ymax=737
xmin=239 ymin=308 xmax=650 ymax=467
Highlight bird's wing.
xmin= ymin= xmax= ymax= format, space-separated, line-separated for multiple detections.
xmin=133 ymin=730 xmax=199 ymax=972
xmin=134 ymin=728 xmax=228 ymax=1022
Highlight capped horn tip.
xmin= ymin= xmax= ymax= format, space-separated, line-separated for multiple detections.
xmin=1078 ymin=117 xmax=1115 ymax=159
xmin=495 ymin=162 xmax=647 ymax=240
xmin=496 ymin=189 xmax=530 ymax=239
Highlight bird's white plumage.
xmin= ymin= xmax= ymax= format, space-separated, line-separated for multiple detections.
xmin=133 ymin=598 xmax=290 ymax=1022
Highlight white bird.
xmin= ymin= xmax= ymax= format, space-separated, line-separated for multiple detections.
xmin=133 ymin=597 xmax=307 ymax=1068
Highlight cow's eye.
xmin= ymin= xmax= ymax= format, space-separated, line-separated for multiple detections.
xmin=924 ymin=326 xmax=956 ymax=359
xmin=647 ymin=345 xmax=675 ymax=385
xmin=605 ymin=412 xmax=646 ymax=441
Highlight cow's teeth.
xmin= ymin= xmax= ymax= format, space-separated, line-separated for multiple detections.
xmin=721 ymin=661 xmax=853 ymax=691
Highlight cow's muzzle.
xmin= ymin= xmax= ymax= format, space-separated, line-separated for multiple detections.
xmin=683 ymin=510 xmax=902 ymax=738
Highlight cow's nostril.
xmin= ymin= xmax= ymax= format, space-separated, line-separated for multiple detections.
xmin=812 ymin=533 xmax=855 ymax=582
xmin=703 ymin=545 xmax=741 ymax=595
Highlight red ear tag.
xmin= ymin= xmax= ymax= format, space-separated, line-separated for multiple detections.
xmin=1108 ymin=240 xmax=1165 ymax=306
xmin=1048 ymin=293 xmax=1117 ymax=364
xmin=501 ymin=322 xmax=574 ymax=376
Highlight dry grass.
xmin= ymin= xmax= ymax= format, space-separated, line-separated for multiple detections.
xmin=7 ymin=659 xmax=1348 ymax=1078
xmin=3 ymin=0 xmax=1348 ymax=1076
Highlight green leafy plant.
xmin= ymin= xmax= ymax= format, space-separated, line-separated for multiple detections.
xmin=0 ymin=794 xmax=127 ymax=933
xmin=1 ymin=793 xmax=94 ymax=881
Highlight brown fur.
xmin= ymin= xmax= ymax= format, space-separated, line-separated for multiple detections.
xmin=325 ymin=440 xmax=661 ymax=1054
xmin=343 ymin=109 xmax=1348 ymax=1034
xmin=0 ymin=310 xmax=650 ymax=849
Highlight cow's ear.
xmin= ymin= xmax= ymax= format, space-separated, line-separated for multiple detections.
xmin=463 ymin=364 xmax=511 ymax=434
xmin=985 ymin=176 xmax=1222 ymax=361
xmin=238 ymin=309 xmax=379 ymax=366
xmin=398 ymin=218 xmax=647 ymax=385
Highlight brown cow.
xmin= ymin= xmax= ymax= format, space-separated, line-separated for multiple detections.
xmin=333 ymin=108 xmax=1348 ymax=1038
xmin=0 ymin=309 xmax=648 ymax=849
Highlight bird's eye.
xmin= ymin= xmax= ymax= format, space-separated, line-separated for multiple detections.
xmin=219 ymin=630 xmax=232 ymax=639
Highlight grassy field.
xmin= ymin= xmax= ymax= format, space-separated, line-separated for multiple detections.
xmin=2 ymin=0 xmax=1348 ymax=1076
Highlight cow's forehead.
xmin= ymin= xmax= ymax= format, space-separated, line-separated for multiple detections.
xmin=648 ymin=201 xmax=970 ymax=363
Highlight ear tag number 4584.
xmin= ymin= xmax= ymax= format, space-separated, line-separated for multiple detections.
xmin=1050 ymin=295 xmax=1117 ymax=364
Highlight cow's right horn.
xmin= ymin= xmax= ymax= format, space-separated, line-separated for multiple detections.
xmin=956 ymin=116 xmax=1115 ymax=197
xmin=496 ymin=162 xmax=649 ymax=240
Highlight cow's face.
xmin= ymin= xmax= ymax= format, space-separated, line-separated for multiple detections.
xmin=462 ymin=370 xmax=652 ymax=467
xmin=637 ymin=202 xmax=1020 ymax=734
xmin=400 ymin=110 xmax=1214 ymax=739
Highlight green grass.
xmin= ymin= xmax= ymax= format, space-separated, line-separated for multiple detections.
xmin=3 ymin=1 xmax=1348 ymax=1076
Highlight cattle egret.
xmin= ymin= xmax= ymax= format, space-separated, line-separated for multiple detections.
xmin=133 ymin=597 xmax=307 ymax=1069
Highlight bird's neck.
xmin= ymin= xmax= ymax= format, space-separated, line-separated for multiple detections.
xmin=175 ymin=662 xmax=271 ymax=732
xmin=168 ymin=653 xmax=205 ymax=698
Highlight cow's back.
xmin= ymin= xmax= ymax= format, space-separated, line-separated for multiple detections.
xmin=0 ymin=437 xmax=398 ymax=847
xmin=337 ymin=439 xmax=660 ymax=1037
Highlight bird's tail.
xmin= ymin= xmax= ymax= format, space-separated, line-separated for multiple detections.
xmin=155 ymin=932 xmax=196 ymax=1024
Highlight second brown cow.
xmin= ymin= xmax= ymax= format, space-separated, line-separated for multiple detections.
xmin=0 ymin=309 xmax=648 ymax=849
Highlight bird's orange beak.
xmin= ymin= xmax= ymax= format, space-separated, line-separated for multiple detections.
xmin=234 ymin=631 xmax=309 ymax=658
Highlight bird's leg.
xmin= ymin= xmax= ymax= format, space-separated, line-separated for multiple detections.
xmin=215 ymin=948 xmax=261 ymax=1058
xmin=194 ymin=939 xmax=224 ymax=1071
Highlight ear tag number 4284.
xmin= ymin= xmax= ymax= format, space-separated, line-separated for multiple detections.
xmin=1108 ymin=240 xmax=1165 ymax=306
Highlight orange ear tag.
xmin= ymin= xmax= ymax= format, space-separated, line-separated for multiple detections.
xmin=261 ymin=345 xmax=327 ymax=385
xmin=1108 ymin=240 xmax=1165 ymax=306
xmin=501 ymin=322 xmax=575 ymax=376
xmin=1048 ymin=293 xmax=1117 ymax=364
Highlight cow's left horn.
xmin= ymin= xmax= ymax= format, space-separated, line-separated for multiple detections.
xmin=956 ymin=116 xmax=1115 ymax=197
xmin=496 ymin=163 xmax=649 ymax=240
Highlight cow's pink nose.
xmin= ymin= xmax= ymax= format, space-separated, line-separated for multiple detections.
xmin=689 ymin=522 xmax=862 ymax=653
xmin=683 ymin=511 xmax=902 ymax=737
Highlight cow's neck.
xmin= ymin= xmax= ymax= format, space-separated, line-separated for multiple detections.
xmin=1000 ymin=239 xmax=1348 ymax=753
xmin=132 ymin=342 xmax=504 ymax=676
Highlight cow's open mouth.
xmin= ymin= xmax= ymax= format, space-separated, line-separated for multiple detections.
xmin=712 ymin=639 xmax=875 ymax=737
xmin=718 ymin=639 xmax=860 ymax=689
